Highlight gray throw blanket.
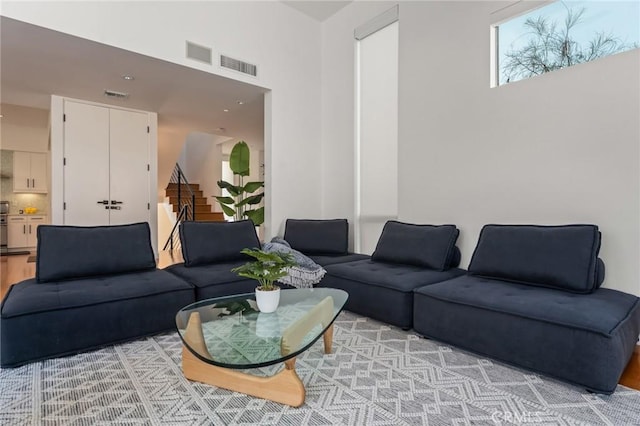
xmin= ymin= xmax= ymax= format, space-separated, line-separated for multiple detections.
xmin=262 ymin=237 xmax=326 ymax=288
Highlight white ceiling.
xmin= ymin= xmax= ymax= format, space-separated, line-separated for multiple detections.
xmin=282 ymin=1 xmax=352 ymax=21
xmin=0 ymin=17 xmax=266 ymax=144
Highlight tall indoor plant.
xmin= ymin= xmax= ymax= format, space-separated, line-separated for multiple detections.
xmin=232 ymin=248 xmax=296 ymax=313
xmin=215 ymin=141 xmax=264 ymax=225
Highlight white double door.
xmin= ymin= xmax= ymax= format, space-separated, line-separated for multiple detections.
xmin=63 ymin=100 xmax=150 ymax=226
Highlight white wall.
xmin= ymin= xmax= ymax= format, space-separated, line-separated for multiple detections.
xmin=9 ymin=2 xmax=637 ymax=294
xmin=0 ymin=103 xmax=49 ymax=152
xmin=2 ymin=1 xmax=323 ymax=240
xmin=398 ymin=1 xmax=639 ymax=295
xmin=322 ymin=2 xmax=640 ymax=295
xmin=158 ymin=128 xmax=188 ymax=201
xmin=181 ymin=132 xmax=224 ymax=211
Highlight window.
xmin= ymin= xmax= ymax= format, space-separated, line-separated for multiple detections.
xmin=493 ymin=1 xmax=639 ymax=86
xmin=355 ymin=8 xmax=399 ymax=254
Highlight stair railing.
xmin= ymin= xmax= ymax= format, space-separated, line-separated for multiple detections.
xmin=171 ymin=163 xmax=196 ymax=221
xmin=163 ymin=163 xmax=196 ymax=251
xmin=163 ymin=204 xmax=190 ymax=251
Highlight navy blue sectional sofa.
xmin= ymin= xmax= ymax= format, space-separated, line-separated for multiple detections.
xmin=163 ymin=218 xmax=370 ymax=301
xmin=317 ymin=221 xmax=466 ymax=328
xmin=286 ymin=220 xmax=639 ymax=393
xmin=283 ymin=219 xmax=370 ymax=267
xmin=0 ymin=223 xmax=194 ymax=368
xmin=413 ymin=225 xmax=640 ymax=394
xmin=2 ymin=219 xmax=638 ymax=396
xmin=164 ymin=220 xmax=268 ymax=299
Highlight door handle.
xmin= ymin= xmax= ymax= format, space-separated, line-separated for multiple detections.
xmin=23 ymin=225 xmax=26 ymax=234
xmin=110 ymin=200 xmax=123 ymax=205
xmin=27 ymin=178 xmax=30 ymax=188
xmin=32 ymin=178 xmax=35 ymax=188
xmin=97 ymin=200 xmax=109 ymax=205
xmin=29 ymin=224 xmax=32 ymax=234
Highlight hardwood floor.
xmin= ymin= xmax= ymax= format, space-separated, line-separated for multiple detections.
xmin=620 ymin=345 xmax=640 ymax=390
xmin=1 ymin=252 xmax=36 ymax=300
xmin=1 ymin=252 xmax=639 ymax=392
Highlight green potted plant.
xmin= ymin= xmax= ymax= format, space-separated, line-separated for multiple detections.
xmin=215 ymin=141 xmax=265 ymax=225
xmin=231 ymin=248 xmax=296 ymax=312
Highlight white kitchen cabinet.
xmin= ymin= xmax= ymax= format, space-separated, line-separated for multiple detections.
xmin=29 ymin=154 xmax=48 ymax=192
xmin=7 ymin=216 xmax=27 ymax=248
xmin=26 ymin=215 xmax=46 ymax=247
xmin=7 ymin=215 xmax=47 ymax=248
xmin=13 ymin=151 xmax=48 ymax=193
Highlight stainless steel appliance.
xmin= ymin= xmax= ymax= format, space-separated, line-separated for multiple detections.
xmin=0 ymin=201 xmax=9 ymax=252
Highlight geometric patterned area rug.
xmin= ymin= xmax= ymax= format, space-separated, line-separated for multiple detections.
xmin=2 ymin=311 xmax=639 ymax=425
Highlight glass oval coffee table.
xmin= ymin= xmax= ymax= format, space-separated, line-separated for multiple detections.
xmin=176 ymin=288 xmax=348 ymax=407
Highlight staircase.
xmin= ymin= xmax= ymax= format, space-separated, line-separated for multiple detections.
xmin=165 ymin=183 xmax=224 ymax=222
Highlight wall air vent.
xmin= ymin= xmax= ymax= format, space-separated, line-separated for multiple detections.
xmin=220 ymin=55 xmax=257 ymax=77
xmin=186 ymin=41 xmax=212 ymax=64
xmin=104 ymin=89 xmax=129 ymax=99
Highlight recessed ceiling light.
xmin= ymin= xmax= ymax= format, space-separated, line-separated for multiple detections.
xmin=237 ymin=101 xmax=244 ymax=105
xmin=122 ymin=75 xmax=135 ymax=81
xmin=223 ymin=109 xmax=230 ymax=112
xmin=0 ymin=114 xmax=3 ymax=118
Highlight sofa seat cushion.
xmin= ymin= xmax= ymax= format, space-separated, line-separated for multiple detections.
xmin=165 ymin=262 xmax=291 ymax=300
xmin=165 ymin=261 xmax=248 ymax=287
xmin=1 ymin=270 xmax=195 ymax=367
xmin=325 ymin=260 xmax=465 ymax=292
xmin=308 ymin=253 xmax=370 ymax=267
xmin=318 ymin=260 xmax=465 ymax=328
xmin=2 ymin=269 xmax=193 ymax=318
xmin=413 ymin=275 xmax=640 ymax=393
xmin=414 ymin=275 xmax=636 ymax=336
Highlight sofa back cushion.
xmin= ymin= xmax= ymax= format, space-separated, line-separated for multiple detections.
xmin=595 ymin=258 xmax=606 ymax=288
xmin=284 ymin=219 xmax=348 ymax=255
xmin=449 ymin=246 xmax=462 ymax=268
xmin=36 ymin=222 xmax=156 ymax=283
xmin=468 ymin=224 xmax=602 ymax=293
xmin=372 ymin=221 xmax=460 ymax=271
xmin=180 ymin=220 xmax=260 ymax=266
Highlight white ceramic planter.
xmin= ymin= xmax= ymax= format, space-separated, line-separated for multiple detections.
xmin=255 ymin=286 xmax=281 ymax=313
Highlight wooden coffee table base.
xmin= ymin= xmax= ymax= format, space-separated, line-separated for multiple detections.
xmin=180 ymin=308 xmax=335 ymax=407
xmin=182 ymin=347 xmax=306 ymax=407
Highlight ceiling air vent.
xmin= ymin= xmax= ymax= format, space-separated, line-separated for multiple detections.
xmin=220 ymin=55 xmax=257 ymax=77
xmin=186 ymin=41 xmax=212 ymax=65
xmin=104 ymin=89 xmax=129 ymax=99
